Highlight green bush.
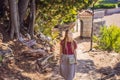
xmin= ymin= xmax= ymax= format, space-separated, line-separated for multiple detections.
xmin=118 ymin=2 xmax=120 ymax=7
xmin=93 ymin=25 xmax=120 ymax=53
xmin=94 ymin=4 xmax=116 ymax=9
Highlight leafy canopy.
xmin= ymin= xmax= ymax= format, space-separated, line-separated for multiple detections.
xmin=35 ymin=0 xmax=93 ymax=39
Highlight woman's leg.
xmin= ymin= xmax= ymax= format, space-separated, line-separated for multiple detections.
xmin=60 ymin=55 xmax=69 ymax=79
xmin=66 ymin=64 xmax=75 ymax=80
xmin=66 ymin=55 xmax=76 ymax=80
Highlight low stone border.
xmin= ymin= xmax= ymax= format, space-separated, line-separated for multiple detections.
xmin=94 ymin=7 xmax=120 ymax=19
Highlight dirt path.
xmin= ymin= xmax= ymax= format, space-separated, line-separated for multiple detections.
xmin=73 ymin=34 xmax=98 ymax=80
xmin=74 ymin=33 xmax=120 ymax=80
xmin=49 ymin=33 xmax=96 ymax=80
xmin=49 ymin=32 xmax=120 ymax=80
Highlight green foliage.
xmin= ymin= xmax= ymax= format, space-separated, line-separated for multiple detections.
xmin=93 ymin=35 xmax=99 ymax=43
xmin=94 ymin=4 xmax=116 ymax=9
xmin=94 ymin=0 xmax=117 ymax=9
xmin=35 ymin=0 xmax=93 ymax=40
xmin=93 ymin=25 xmax=120 ymax=53
xmin=118 ymin=2 xmax=120 ymax=7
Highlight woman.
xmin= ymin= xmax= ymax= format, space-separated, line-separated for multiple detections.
xmin=60 ymin=30 xmax=77 ymax=80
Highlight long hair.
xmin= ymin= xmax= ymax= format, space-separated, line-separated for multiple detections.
xmin=63 ymin=30 xmax=75 ymax=54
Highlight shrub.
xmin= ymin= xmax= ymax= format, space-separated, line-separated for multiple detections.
xmin=94 ymin=4 xmax=116 ymax=9
xmin=93 ymin=25 xmax=120 ymax=53
xmin=118 ymin=2 xmax=120 ymax=7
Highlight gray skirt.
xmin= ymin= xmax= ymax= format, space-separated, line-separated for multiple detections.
xmin=60 ymin=54 xmax=76 ymax=80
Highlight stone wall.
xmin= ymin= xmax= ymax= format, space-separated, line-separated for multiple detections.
xmin=105 ymin=8 xmax=120 ymax=15
xmin=94 ymin=10 xmax=105 ymax=19
xmin=79 ymin=16 xmax=92 ymax=37
xmin=94 ymin=8 xmax=120 ymax=19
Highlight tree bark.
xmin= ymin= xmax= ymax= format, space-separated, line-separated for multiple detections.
xmin=18 ymin=0 xmax=30 ymax=29
xmin=29 ymin=0 xmax=35 ymax=38
xmin=9 ymin=0 xmax=20 ymax=39
xmin=10 ymin=20 xmax=14 ymax=39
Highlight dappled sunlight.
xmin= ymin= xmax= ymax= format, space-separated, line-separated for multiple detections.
xmin=96 ymin=62 xmax=120 ymax=80
xmin=0 ymin=0 xmax=120 ymax=79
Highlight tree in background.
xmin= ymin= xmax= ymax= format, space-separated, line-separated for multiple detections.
xmin=0 ymin=0 xmax=35 ymax=39
xmin=0 ymin=0 xmax=94 ymax=40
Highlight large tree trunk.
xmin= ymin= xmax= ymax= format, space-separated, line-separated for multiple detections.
xmin=0 ymin=0 xmax=5 ymax=18
xmin=10 ymin=19 xmax=14 ymax=39
xmin=9 ymin=0 xmax=20 ymax=39
xmin=18 ymin=0 xmax=29 ymax=29
xmin=29 ymin=0 xmax=35 ymax=38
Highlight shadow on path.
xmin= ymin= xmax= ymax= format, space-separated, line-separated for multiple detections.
xmin=76 ymin=59 xmax=120 ymax=79
xmin=76 ymin=59 xmax=95 ymax=73
xmin=97 ymin=62 xmax=120 ymax=80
